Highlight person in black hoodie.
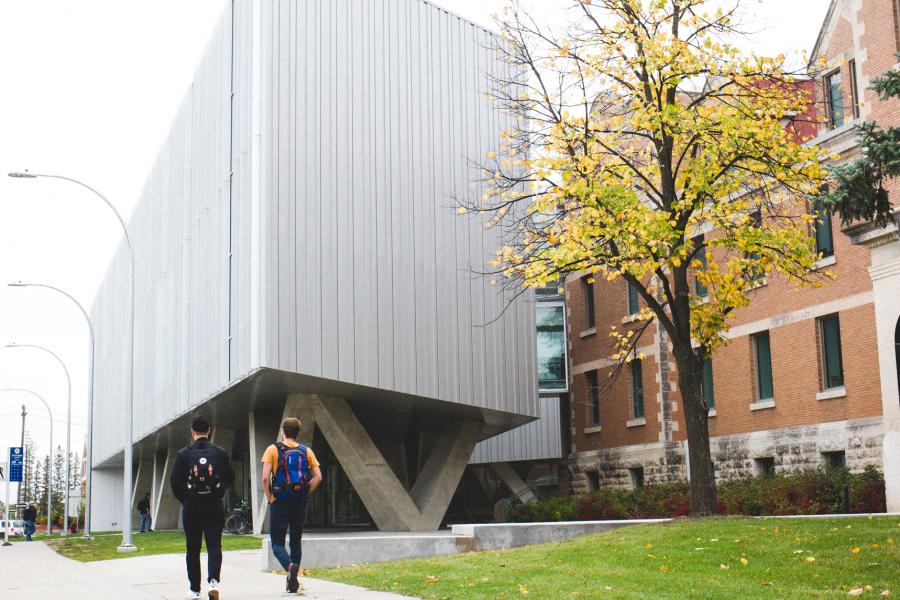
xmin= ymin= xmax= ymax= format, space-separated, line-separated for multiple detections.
xmin=170 ymin=415 xmax=235 ymax=600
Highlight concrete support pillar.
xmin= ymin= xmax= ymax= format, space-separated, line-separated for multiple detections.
xmin=212 ymin=428 xmax=236 ymax=456
xmin=152 ymin=448 xmax=180 ymax=530
xmin=491 ymin=463 xmax=537 ymax=503
xmin=295 ymin=393 xmax=481 ymax=531
xmin=132 ymin=457 xmax=154 ymax=529
xmin=248 ymin=406 xmax=283 ymax=535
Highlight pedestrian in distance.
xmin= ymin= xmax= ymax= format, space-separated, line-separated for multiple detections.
xmin=23 ymin=504 xmax=36 ymax=541
xmin=138 ymin=491 xmax=153 ymax=533
xmin=262 ymin=417 xmax=322 ymax=594
xmin=170 ymin=415 xmax=235 ymax=600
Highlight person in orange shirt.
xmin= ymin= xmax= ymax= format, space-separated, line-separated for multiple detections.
xmin=261 ymin=417 xmax=322 ymax=594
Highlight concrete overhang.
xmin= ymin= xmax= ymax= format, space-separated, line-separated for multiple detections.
xmin=95 ymin=367 xmax=537 ymax=468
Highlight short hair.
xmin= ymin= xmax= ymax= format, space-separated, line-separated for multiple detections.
xmin=281 ymin=418 xmax=301 ymax=439
xmin=191 ymin=414 xmax=211 ymax=434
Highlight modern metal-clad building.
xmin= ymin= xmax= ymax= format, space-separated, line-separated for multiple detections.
xmin=89 ymin=0 xmax=538 ymax=532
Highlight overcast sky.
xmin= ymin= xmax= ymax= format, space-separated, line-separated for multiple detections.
xmin=0 ymin=0 xmax=829 ymax=487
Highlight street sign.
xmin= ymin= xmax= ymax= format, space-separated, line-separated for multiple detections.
xmin=8 ymin=447 xmax=23 ymax=483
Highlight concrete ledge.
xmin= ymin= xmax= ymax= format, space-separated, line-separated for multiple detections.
xmin=262 ymin=519 xmax=670 ymax=570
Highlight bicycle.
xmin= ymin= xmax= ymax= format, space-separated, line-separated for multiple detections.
xmin=224 ymin=500 xmax=253 ymax=535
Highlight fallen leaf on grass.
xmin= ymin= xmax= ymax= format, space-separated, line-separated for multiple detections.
xmin=881 ymin=590 xmax=891 ymax=597
xmin=519 ymin=584 xmax=529 ymax=595
xmin=852 ymin=547 xmax=861 ymax=554
xmin=848 ymin=589 xmax=864 ymax=597
xmin=805 ymin=556 xmax=816 ymax=563
xmin=426 ymin=576 xmax=439 ymax=585
xmin=659 ymin=565 xmax=670 ymax=572
xmin=740 ymin=558 xmax=749 ymax=566
xmin=720 ymin=564 xmax=729 ymax=570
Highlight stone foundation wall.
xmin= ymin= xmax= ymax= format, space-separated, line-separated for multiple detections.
xmin=569 ymin=417 xmax=884 ymax=491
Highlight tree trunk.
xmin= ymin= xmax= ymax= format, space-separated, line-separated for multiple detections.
xmin=673 ymin=347 xmax=718 ymax=515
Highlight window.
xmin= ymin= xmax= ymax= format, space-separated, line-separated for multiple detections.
xmin=752 ymin=331 xmax=774 ymax=401
xmin=583 ymin=277 xmax=596 ymax=329
xmin=587 ymin=370 xmax=600 ymax=426
xmin=754 ymin=457 xmax=775 ymax=477
xmin=815 ymin=209 xmax=835 ymax=258
xmin=630 ymin=360 xmax=644 ymax=419
xmin=587 ymin=471 xmax=600 ymax=492
xmin=536 ymin=303 xmax=568 ymax=391
xmin=747 ymin=210 xmax=765 ymax=282
xmin=627 ymin=281 xmax=640 ymax=315
xmin=849 ymin=59 xmax=860 ymax=120
xmin=629 ymin=467 xmax=645 ymax=490
xmin=694 ymin=236 xmax=708 ymax=297
xmin=825 ymin=70 xmax=844 ymax=129
xmin=701 ymin=357 xmax=715 ymax=409
xmin=818 ymin=314 xmax=845 ymax=390
xmin=823 ymin=450 xmax=846 ymax=469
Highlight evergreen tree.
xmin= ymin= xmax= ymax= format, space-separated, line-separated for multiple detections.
xmin=23 ymin=436 xmax=37 ymax=505
xmin=823 ymin=57 xmax=900 ymax=225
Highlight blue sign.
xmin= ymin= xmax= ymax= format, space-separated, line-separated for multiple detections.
xmin=8 ymin=447 xmax=23 ymax=483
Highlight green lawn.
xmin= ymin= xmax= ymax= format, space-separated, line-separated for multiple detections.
xmin=310 ymin=516 xmax=900 ymax=599
xmin=45 ymin=530 xmax=262 ymax=562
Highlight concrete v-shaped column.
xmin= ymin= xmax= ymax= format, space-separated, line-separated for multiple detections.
xmin=292 ymin=393 xmax=481 ymax=531
xmin=131 ymin=457 xmax=154 ymax=529
xmin=152 ymin=448 xmax=180 ymax=530
xmin=491 ymin=463 xmax=538 ymax=503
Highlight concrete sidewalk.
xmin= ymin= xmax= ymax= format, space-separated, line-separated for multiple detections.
xmin=0 ymin=542 xmax=417 ymax=600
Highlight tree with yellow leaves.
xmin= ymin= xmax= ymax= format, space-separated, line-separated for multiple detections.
xmin=471 ymin=0 xmax=830 ymax=515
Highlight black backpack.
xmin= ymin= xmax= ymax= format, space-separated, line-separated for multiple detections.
xmin=185 ymin=446 xmax=222 ymax=496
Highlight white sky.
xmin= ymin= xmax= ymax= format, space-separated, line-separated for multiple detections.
xmin=0 ymin=0 xmax=829 ymax=482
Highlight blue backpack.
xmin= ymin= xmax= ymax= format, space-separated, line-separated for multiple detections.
xmin=272 ymin=442 xmax=310 ymax=501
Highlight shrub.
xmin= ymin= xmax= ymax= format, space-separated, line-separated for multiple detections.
xmin=509 ymin=467 xmax=886 ymax=522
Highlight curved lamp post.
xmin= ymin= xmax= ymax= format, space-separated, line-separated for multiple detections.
xmin=2 ymin=388 xmax=54 ymax=535
xmin=5 ymin=343 xmax=72 ymax=535
xmin=8 ymin=282 xmax=95 ymax=538
xmin=8 ymin=171 xmax=135 ymax=552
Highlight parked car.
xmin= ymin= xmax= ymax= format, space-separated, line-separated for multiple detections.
xmin=0 ymin=519 xmax=25 ymax=537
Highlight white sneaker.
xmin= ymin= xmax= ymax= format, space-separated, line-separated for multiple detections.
xmin=186 ymin=591 xmax=201 ymax=600
xmin=208 ymin=579 xmax=220 ymax=600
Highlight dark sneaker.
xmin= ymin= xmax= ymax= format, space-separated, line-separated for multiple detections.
xmin=287 ymin=562 xmax=300 ymax=593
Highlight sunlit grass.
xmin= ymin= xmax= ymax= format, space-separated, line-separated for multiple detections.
xmin=311 ymin=516 xmax=900 ymax=599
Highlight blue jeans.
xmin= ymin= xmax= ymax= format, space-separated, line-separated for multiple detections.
xmin=24 ymin=520 xmax=35 ymax=540
xmin=139 ymin=513 xmax=152 ymax=533
xmin=268 ymin=493 xmax=309 ymax=570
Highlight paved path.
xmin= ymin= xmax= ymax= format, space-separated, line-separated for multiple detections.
xmin=0 ymin=541 xmax=417 ymax=600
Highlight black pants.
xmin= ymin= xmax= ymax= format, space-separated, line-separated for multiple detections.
xmin=269 ymin=493 xmax=309 ymax=570
xmin=182 ymin=497 xmax=225 ymax=592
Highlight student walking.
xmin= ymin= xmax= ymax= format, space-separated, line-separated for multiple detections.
xmin=170 ymin=415 xmax=235 ymax=600
xmin=23 ymin=504 xmax=36 ymax=541
xmin=262 ymin=417 xmax=322 ymax=594
xmin=137 ymin=492 xmax=153 ymax=533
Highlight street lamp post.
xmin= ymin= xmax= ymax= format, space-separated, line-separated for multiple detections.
xmin=5 ymin=343 xmax=72 ymax=535
xmin=2 ymin=388 xmax=54 ymax=536
xmin=8 ymin=171 xmax=136 ymax=552
xmin=8 ymin=282 xmax=95 ymax=538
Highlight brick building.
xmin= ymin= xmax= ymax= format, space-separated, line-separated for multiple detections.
xmin=564 ymin=0 xmax=900 ymax=511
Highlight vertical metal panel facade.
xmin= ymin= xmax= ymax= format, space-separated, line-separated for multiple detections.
xmin=470 ymin=396 xmax=563 ymax=464
xmin=90 ymin=0 xmax=538 ymax=465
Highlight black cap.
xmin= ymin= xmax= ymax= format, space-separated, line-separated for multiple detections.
xmin=191 ymin=414 xmax=211 ymax=434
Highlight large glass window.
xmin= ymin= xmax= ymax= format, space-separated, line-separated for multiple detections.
xmin=587 ymin=370 xmax=600 ymax=426
xmin=815 ymin=209 xmax=835 ymax=258
xmin=536 ymin=303 xmax=568 ymax=391
xmin=631 ymin=360 xmax=644 ymax=418
xmin=818 ymin=314 xmax=845 ymax=390
xmin=583 ymin=276 xmax=596 ymax=329
xmin=825 ymin=70 xmax=844 ymax=129
xmin=752 ymin=331 xmax=774 ymax=401
xmin=701 ymin=357 xmax=715 ymax=409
